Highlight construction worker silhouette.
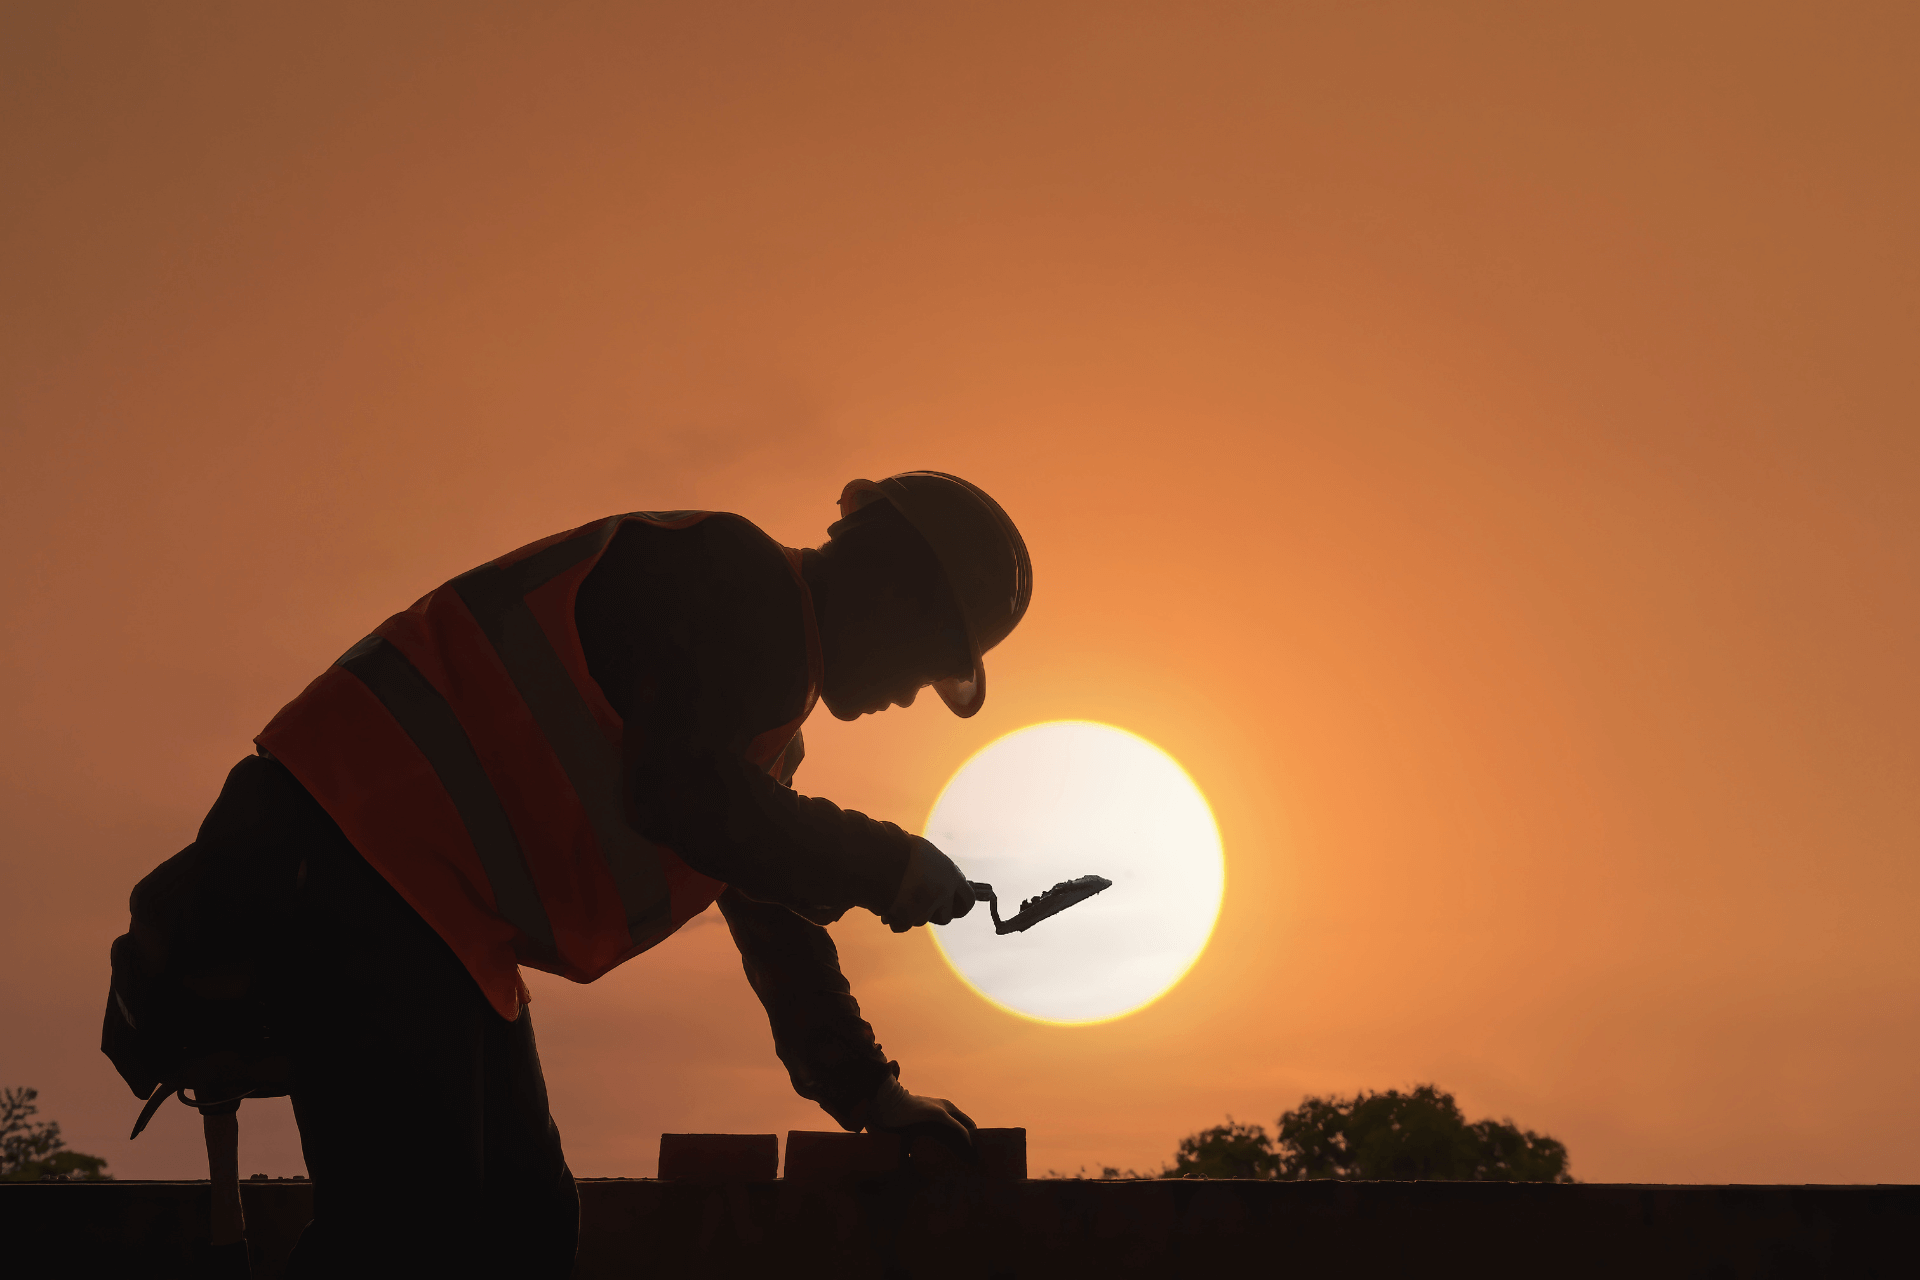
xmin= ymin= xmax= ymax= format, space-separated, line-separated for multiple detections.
xmin=103 ymin=471 xmax=1032 ymax=1277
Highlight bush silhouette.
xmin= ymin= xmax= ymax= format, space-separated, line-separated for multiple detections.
xmin=2 ymin=1087 xmax=110 ymax=1182
xmin=1165 ymin=1084 xmax=1571 ymax=1182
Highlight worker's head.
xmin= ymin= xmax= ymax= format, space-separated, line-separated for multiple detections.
xmin=810 ymin=471 xmax=1032 ymax=722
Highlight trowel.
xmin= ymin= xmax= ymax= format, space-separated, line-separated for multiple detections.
xmin=965 ymin=875 xmax=1113 ymax=935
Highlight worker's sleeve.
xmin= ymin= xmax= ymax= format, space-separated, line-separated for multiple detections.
xmin=637 ymin=746 xmax=913 ymax=922
xmin=577 ymin=515 xmax=914 ymax=924
xmin=716 ymin=886 xmax=895 ymax=1130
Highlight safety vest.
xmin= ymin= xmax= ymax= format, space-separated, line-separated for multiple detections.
xmin=257 ymin=511 xmax=822 ymax=1019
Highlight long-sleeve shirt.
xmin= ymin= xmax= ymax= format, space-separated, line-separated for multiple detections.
xmin=573 ymin=513 xmax=912 ymax=1128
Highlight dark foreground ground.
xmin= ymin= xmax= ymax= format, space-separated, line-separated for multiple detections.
xmin=4 ymin=1175 xmax=1914 ymax=1278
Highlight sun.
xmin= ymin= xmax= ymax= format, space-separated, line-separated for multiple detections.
xmin=925 ymin=721 xmax=1225 ymax=1025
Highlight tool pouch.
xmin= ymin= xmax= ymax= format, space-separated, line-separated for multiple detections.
xmin=101 ymin=756 xmax=310 ymax=1277
xmin=102 ymin=831 xmax=297 ymax=1136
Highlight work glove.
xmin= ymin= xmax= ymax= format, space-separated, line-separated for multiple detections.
xmin=881 ymin=837 xmax=975 ymax=933
xmin=864 ymin=1072 xmax=978 ymax=1158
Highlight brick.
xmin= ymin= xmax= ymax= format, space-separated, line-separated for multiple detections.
xmin=977 ymin=1127 xmax=1027 ymax=1179
xmin=783 ymin=1131 xmax=902 ymax=1180
xmin=906 ymin=1127 xmax=1027 ymax=1179
xmin=657 ymin=1133 xmax=778 ymax=1182
xmin=784 ymin=1127 xmax=1028 ymax=1181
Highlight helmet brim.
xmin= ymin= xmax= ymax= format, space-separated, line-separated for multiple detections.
xmin=933 ymin=661 xmax=985 ymax=719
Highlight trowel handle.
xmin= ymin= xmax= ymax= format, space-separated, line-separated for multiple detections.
xmin=966 ymin=882 xmax=1005 ymax=931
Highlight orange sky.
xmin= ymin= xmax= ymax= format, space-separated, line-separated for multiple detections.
xmin=4 ymin=3 xmax=1917 ymax=1184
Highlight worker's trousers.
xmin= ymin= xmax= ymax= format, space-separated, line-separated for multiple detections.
xmin=234 ymin=761 xmax=581 ymax=1279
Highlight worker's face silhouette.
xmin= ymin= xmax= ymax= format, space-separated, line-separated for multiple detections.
xmin=814 ymin=509 xmax=971 ymax=721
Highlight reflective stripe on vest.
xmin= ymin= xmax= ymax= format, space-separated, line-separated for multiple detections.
xmin=258 ymin=511 xmax=821 ymax=1018
xmin=336 ymin=629 xmax=564 ymax=964
xmin=451 ymin=518 xmax=674 ymax=949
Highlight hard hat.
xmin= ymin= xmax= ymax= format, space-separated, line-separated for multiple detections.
xmin=837 ymin=471 xmax=1032 ymax=718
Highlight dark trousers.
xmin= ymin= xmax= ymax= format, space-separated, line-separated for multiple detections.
xmin=204 ymin=757 xmax=579 ymax=1278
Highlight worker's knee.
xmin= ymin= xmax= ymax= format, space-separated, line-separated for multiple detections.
xmin=497 ymin=1162 xmax=580 ymax=1279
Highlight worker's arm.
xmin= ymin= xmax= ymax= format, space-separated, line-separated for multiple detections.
xmin=577 ymin=515 xmax=914 ymax=922
xmin=636 ymin=742 xmax=915 ymax=922
xmin=714 ymin=885 xmax=894 ymax=1130
xmin=579 ymin=516 xmax=972 ymax=1133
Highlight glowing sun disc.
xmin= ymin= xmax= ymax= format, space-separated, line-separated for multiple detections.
xmin=926 ymin=721 xmax=1224 ymax=1024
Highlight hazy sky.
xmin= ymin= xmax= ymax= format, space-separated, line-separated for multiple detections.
xmin=4 ymin=3 xmax=1916 ymax=1183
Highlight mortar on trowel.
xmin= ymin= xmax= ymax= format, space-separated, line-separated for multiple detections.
xmin=964 ymin=874 xmax=1113 ymax=934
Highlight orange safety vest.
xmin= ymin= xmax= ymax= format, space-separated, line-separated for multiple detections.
xmin=257 ymin=511 xmax=822 ymax=1019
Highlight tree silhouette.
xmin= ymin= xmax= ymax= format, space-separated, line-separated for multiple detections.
xmin=1163 ymin=1084 xmax=1572 ymax=1182
xmin=1164 ymin=1119 xmax=1282 ymax=1179
xmin=1 ymin=1087 xmax=110 ymax=1182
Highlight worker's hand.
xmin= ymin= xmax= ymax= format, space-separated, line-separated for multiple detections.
xmin=881 ymin=838 xmax=976 ymax=933
xmin=864 ymin=1073 xmax=977 ymax=1155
